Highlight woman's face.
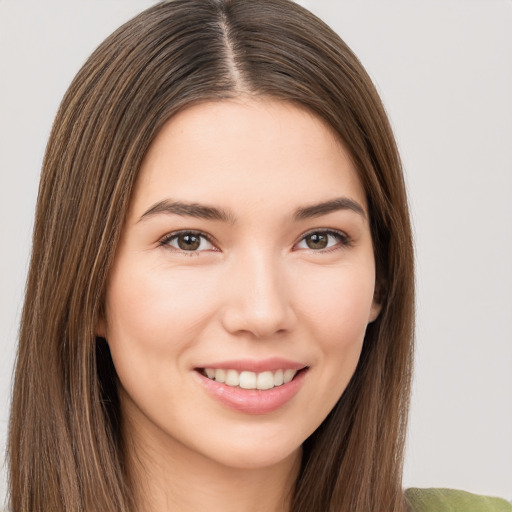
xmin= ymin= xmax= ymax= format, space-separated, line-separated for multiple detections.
xmin=100 ymin=98 xmax=380 ymax=470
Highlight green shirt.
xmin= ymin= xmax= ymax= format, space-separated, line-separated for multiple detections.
xmin=406 ymin=488 xmax=512 ymax=511
xmin=3 ymin=488 xmax=510 ymax=511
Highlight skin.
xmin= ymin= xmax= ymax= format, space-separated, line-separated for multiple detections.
xmin=98 ymin=98 xmax=381 ymax=512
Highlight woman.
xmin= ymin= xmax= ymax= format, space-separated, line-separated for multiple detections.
xmin=6 ymin=1 xmax=511 ymax=511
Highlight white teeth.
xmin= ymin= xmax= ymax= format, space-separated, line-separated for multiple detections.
xmin=225 ymin=369 xmax=240 ymax=387
xmin=239 ymin=371 xmax=256 ymax=389
xmin=203 ymin=368 xmax=299 ymax=389
xmin=214 ymin=369 xmax=226 ymax=383
xmin=257 ymin=371 xmax=274 ymax=390
xmin=283 ymin=369 xmax=296 ymax=384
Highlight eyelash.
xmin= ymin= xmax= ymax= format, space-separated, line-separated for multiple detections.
xmin=158 ymin=229 xmax=352 ymax=257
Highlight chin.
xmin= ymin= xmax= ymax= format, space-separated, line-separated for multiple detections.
xmin=204 ymin=440 xmax=302 ymax=471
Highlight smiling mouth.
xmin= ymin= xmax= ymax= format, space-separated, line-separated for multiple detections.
xmin=197 ymin=368 xmax=305 ymax=391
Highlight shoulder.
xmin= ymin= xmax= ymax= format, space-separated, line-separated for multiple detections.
xmin=405 ymin=488 xmax=512 ymax=511
xmin=1 ymin=492 xmax=510 ymax=512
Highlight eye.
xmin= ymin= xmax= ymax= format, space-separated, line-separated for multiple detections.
xmin=295 ymin=230 xmax=350 ymax=251
xmin=160 ymin=231 xmax=216 ymax=254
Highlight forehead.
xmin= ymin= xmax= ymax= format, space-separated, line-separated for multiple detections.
xmin=129 ymin=98 xmax=367 ymax=219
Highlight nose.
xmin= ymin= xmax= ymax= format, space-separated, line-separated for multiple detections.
xmin=220 ymin=250 xmax=297 ymax=339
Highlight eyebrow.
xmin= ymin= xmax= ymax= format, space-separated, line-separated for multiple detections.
xmin=138 ymin=197 xmax=366 ymax=223
xmin=139 ymin=200 xmax=236 ymax=224
xmin=294 ymin=197 xmax=366 ymax=220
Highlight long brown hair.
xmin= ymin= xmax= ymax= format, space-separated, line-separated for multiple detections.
xmin=7 ymin=1 xmax=414 ymax=511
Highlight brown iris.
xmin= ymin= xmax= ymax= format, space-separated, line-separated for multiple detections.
xmin=177 ymin=234 xmax=201 ymax=251
xmin=305 ymin=233 xmax=329 ymax=250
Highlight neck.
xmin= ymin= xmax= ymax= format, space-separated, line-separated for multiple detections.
xmin=124 ymin=417 xmax=301 ymax=512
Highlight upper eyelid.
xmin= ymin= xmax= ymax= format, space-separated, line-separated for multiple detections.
xmin=159 ymin=228 xmax=350 ymax=251
xmin=295 ymin=229 xmax=351 ymax=250
xmin=299 ymin=227 xmax=348 ymax=239
xmin=159 ymin=229 xmax=217 ymax=245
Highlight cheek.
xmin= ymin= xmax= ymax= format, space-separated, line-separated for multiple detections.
xmin=295 ymin=262 xmax=376 ymax=348
xmin=105 ymin=263 xmax=219 ymax=351
xmin=103 ymin=262 xmax=222 ymax=414
xmin=285 ymin=263 xmax=375 ymax=432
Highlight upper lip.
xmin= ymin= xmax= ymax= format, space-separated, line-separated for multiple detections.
xmin=194 ymin=358 xmax=307 ymax=373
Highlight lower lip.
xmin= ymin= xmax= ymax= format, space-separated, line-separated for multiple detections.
xmin=196 ymin=369 xmax=307 ymax=415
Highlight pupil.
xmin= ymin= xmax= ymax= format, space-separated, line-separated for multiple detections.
xmin=307 ymin=233 xmax=328 ymax=249
xmin=178 ymin=234 xmax=200 ymax=251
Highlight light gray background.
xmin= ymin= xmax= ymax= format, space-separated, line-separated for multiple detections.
xmin=1 ymin=0 xmax=511 ymax=505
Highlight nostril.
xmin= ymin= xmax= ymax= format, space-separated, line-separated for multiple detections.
xmin=220 ymin=304 xmax=296 ymax=339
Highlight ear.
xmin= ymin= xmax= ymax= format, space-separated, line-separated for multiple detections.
xmin=95 ymin=313 xmax=108 ymax=339
xmin=368 ymin=280 xmax=384 ymax=324
xmin=367 ymin=299 xmax=382 ymax=324
xmin=368 ymin=274 xmax=385 ymax=324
